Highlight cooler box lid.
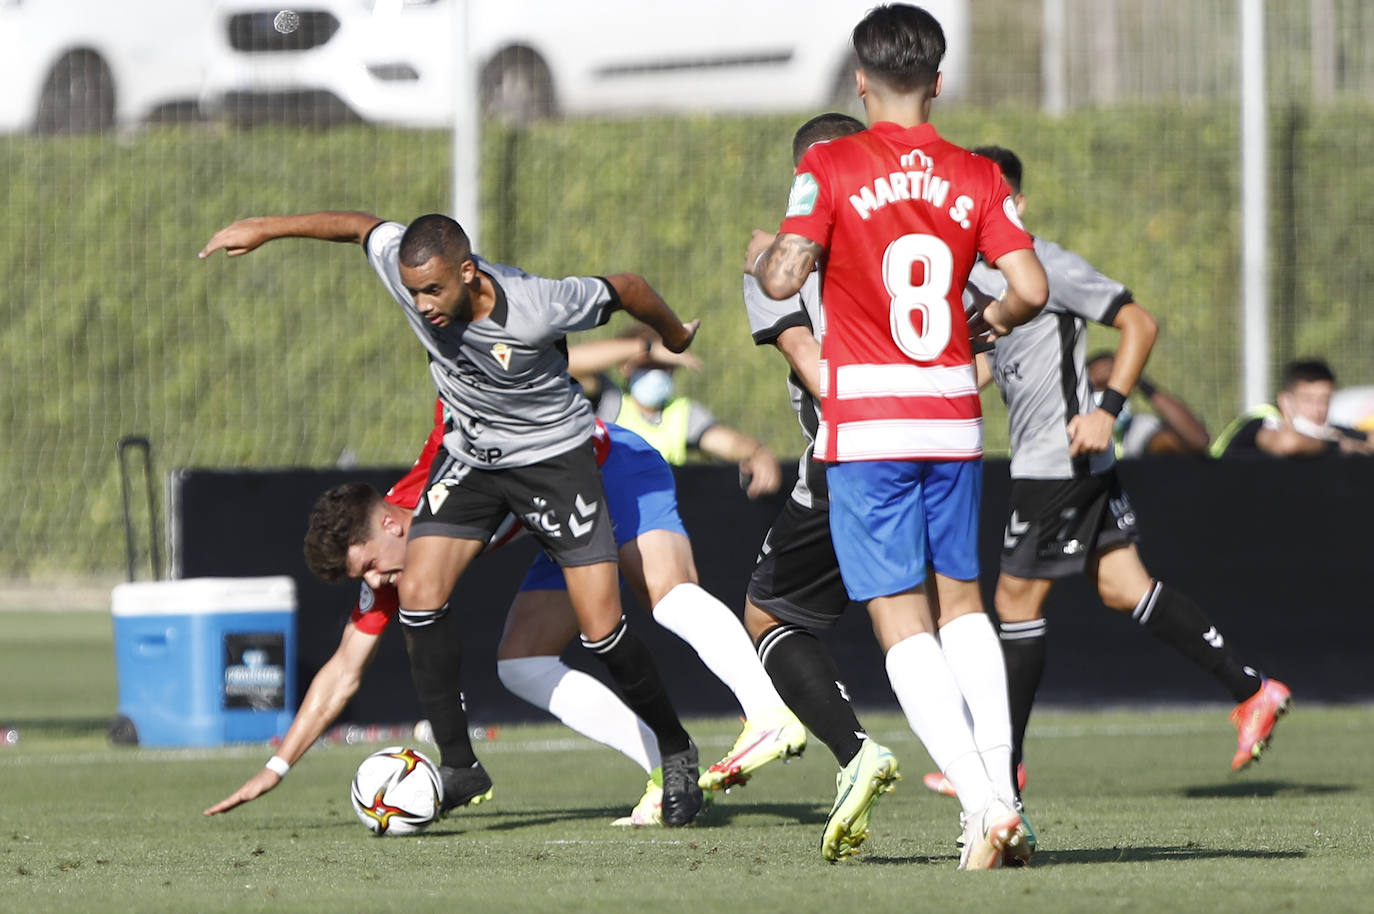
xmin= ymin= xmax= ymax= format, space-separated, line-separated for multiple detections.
xmin=112 ymin=576 xmax=296 ymax=617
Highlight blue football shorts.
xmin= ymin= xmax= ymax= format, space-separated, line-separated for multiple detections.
xmin=825 ymin=458 xmax=982 ymax=601
xmin=518 ymin=423 xmax=688 ymax=591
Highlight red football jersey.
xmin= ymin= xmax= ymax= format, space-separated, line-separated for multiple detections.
xmin=779 ymin=121 xmax=1032 ymax=462
xmin=350 ymin=403 xmax=611 ymax=635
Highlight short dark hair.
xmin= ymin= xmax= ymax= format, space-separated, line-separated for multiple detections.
xmin=399 ymin=213 xmax=471 ymax=268
xmin=303 ymin=482 xmax=384 ymax=582
xmin=972 ymin=145 xmax=1023 ymax=193
xmin=792 ymin=112 xmax=865 ymax=166
xmin=1086 ymin=350 xmax=1115 ymax=369
xmin=1282 ymin=359 xmax=1336 ymax=390
xmin=852 ymin=3 xmax=946 ymax=93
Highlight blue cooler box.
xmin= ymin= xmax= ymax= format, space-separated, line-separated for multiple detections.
xmin=110 ymin=576 xmax=297 ymax=747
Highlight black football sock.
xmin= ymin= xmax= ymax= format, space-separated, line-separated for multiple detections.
xmin=755 ymin=624 xmax=865 ymax=767
xmin=583 ymin=616 xmax=691 ymax=757
xmin=1132 ymin=581 xmax=1262 ymax=703
xmin=998 ymin=618 xmax=1047 ymax=775
xmin=400 ymin=605 xmax=478 ymax=769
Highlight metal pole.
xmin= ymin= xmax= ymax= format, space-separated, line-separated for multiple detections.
xmin=1041 ymin=0 xmax=1067 ymax=116
xmin=450 ymin=0 xmax=480 ymax=251
xmin=1240 ymin=0 xmax=1269 ymax=408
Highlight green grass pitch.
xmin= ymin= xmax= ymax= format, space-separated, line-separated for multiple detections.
xmin=2 ymin=611 xmax=1372 ymax=913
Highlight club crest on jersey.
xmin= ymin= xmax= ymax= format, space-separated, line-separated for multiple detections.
xmin=900 ymin=148 xmax=934 ymax=170
xmin=786 ymin=172 xmax=819 ymax=217
xmin=426 ymin=482 xmax=450 ymax=515
xmin=490 ymin=342 xmax=513 ymax=370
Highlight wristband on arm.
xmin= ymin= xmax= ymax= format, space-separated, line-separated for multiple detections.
xmin=1099 ymin=388 xmax=1128 ymax=417
xmin=264 ymin=755 xmax=291 ymax=777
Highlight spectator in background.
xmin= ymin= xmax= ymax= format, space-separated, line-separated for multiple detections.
xmin=1211 ymin=359 xmax=1374 ymax=457
xmin=1329 ymin=383 xmax=1374 ymax=437
xmin=1086 ymin=351 xmax=1210 ymax=456
xmin=574 ymin=327 xmax=783 ymax=498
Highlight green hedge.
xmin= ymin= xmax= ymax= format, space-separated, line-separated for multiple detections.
xmin=3 ymin=102 xmax=1372 ymax=576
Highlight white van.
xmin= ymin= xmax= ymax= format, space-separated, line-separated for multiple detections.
xmin=201 ymin=0 xmax=969 ymax=126
xmin=0 ymin=0 xmax=213 ymax=133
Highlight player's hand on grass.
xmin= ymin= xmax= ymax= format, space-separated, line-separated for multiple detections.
xmin=198 ymin=218 xmax=275 ymax=259
xmin=1068 ymin=409 xmax=1116 ymax=456
xmin=203 ymin=768 xmax=282 ymax=816
xmin=663 ymin=319 xmax=699 ymax=353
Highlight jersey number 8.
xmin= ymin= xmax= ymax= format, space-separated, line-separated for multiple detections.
xmin=884 ymin=233 xmax=954 ymax=362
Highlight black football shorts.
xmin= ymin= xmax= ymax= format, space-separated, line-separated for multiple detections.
xmin=747 ymin=497 xmax=853 ymax=629
xmin=999 ymin=470 xmax=1141 ymax=579
xmin=411 ymin=438 xmax=617 ymax=567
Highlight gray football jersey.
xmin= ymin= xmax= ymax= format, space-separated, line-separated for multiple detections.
xmin=365 ymin=221 xmax=613 ymax=469
xmin=743 ymin=270 xmax=826 ymax=508
xmin=970 ymin=236 xmax=1132 ymax=480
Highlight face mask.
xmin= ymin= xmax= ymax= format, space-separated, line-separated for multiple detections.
xmin=1093 ymin=389 xmax=1133 ymax=435
xmin=629 ymin=368 xmax=675 ymax=409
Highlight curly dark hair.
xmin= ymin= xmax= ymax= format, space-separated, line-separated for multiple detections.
xmin=302 ymin=482 xmax=384 ymax=582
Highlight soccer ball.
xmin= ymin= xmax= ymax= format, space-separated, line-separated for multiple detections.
xmin=350 ymin=746 xmax=444 ymax=836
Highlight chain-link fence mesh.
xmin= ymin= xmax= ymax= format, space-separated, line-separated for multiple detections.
xmin=3 ymin=0 xmax=1372 ymax=579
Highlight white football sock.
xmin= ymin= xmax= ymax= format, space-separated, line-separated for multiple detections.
xmin=497 ymin=656 xmax=658 ymax=772
xmin=938 ymin=613 xmax=1017 ymax=802
xmin=651 ymin=582 xmax=784 ymax=720
xmin=885 ymin=633 xmax=993 ymax=816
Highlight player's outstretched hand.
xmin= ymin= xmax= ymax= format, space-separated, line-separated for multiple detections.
xmin=647 ymin=341 xmax=703 ymax=372
xmin=664 ymin=319 xmax=700 ymax=353
xmin=1067 ymin=409 xmax=1116 ymax=457
xmin=198 ymin=218 xmax=275 ymax=259
xmin=203 ymin=768 xmax=282 ymax=816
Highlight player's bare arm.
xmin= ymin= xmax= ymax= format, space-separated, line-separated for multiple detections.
xmin=754 ymin=233 xmax=822 ymax=301
xmin=698 ymin=425 xmax=782 ymax=499
xmin=198 ymin=211 xmax=384 ymax=258
xmin=982 ymin=248 xmax=1049 ymax=335
xmin=203 ymin=620 xmax=383 ymax=816
xmin=973 ymin=352 xmax=994 ymax=390
xmin=1069 ymin=302 xmax=1157 ymax=456
xmin=1254 ymin=423 xmax=1332 ymax=457
xmin=1143 ymin=384 xmax=1212 ymax=454
xmin=774 ymin=325 xmax=822 ymax=401
xmin=603 ymin=273 xmax=699 ymax=353
xmin=566 ymin=338 xmax=701 ymax=379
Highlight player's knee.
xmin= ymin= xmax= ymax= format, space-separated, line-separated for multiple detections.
xmin=743 ymin=600 xmax=780 ymax=641
xmin=497 ymin=655 xmax=563 ymax=701
xmin=397 ymin=575 xmax=449 ymax=614
xmin=1098 ymin=579 xmax=1145 ymax=612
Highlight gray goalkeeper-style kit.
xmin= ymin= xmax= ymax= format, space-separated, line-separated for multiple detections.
xmin=969 ymin=235 xmax=1133 ymax=480
xmin=365 ymin=221 xmax=615 ymax=469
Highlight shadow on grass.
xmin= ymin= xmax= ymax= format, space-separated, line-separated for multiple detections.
xmin=1032 ymin=845 xmax=1307 ymax=864
xmin=863 ymin=845 xmax=1308 ymax=867
xmin=4 ymin=717 xmax=113 ymax=738
xmin=1181 ymin=780 xmax=1351 ymax=799
xmin=417 ymin=801 xmax=826 ymax=834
